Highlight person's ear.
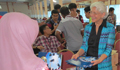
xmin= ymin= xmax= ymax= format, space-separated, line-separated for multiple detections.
xmin=101 ymin=12 xmax=105 ymax=19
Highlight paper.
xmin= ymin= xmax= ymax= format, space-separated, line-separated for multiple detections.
xmin=66 ymin=56 xmax=96 ymax=68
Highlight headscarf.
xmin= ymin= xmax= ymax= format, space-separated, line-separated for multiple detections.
xmin=0 ymin=12 xmax=47 ymax=70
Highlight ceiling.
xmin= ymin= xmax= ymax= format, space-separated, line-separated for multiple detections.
xmin=0 ymin=0 xmax=33 ymax=2
xmin=0 ymin=0 xmax=91 ymax=6
xmin=0 ymin=0 xmax=81 ymax=4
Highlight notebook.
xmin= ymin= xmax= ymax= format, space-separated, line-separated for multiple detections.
xmin=66 ymin=56 xmax=96 ymax=68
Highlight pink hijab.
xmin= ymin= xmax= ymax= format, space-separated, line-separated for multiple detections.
xmin=0 ymin=12 xmax=47 ymax=70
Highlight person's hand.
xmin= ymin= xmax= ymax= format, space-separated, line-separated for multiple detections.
xmin=37 ymin=46 xmax=45 ymax=50
xmin=54 ymin=24 xmax=58 ymax=30
xmin=91 ymin=59 xmax=102 ymax=66
xmin=71 ymin=53 xmax=80 ymax=59
xmin=61 ymin=41 xmax=66 ymax=48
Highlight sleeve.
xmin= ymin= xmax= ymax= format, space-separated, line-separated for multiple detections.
xmin=33 ymin=37 xmax=42 ymax=46
xmin=103 ymin=26 xmax=115 ymax=56
xmin=54 ymin=36 xmax=61 ymax=47
xmin=80 ymin=26 xmax=89 ymax=53
xmin=56 ymin=22 xmax=64 ymax=34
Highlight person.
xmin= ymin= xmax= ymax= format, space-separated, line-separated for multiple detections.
xmin=68 ymin=3 xmax=84 ymax=36
xmin=76 ymin=9 xmax=84 ymax=24
xmin=55 ymin=7 xmax=83 ymax=54
xmin=107 ymin=7 xmax=116 ymax=26
xmin=84 ymin=6 xmax=92 ymax=23
xmin=33 ymin=24 xmax=65 ymax=52
xmin=0 ymin=12 xmax=48 ymax=70
xmin=72 ymin=1 xmax=115 ymax=70
xmin=47 ymin=10 xmax=59 ymax=36
xmin=54 ymin=4 xmax=62 ymax=21
xmin=46 ymin=4 xmax=61 ymax=23
xmin=68 ymin=3 xmax=79 ymax=19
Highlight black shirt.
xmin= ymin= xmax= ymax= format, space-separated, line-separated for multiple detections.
xmin=85 ymin=20 xmax=106 ymax=70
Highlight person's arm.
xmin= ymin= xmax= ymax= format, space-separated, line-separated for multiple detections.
xmin=55 ymin=22 xmax=64 ymax=43
xmin=32 ymin=36 xmax=45 ymax=50
xmin=55 ymin=31 xmax=64 ymax=43
xmin=51 ymin=24 xmax=58 ymax=34
xmin=91 ymin=26 xmax=115 ymax=66
xmin=72 ymin=49 xmax=85 ymax=59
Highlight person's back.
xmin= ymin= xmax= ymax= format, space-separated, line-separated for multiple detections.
xmin=0 ymin=12 xmax=48 ymax=70
xmin=58 ymin=16 xmax=83 ymax=51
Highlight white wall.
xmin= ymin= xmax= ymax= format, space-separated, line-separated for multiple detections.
xmin=0 ymin=2 xmax=30 ymax=17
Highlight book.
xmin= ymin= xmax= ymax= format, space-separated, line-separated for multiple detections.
xmin=66 ymin=56 xmax=96 ymax=68
xmin=38 ymin=52 xmax=62 ymax=70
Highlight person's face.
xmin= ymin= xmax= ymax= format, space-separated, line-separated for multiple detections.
xmin=52 ymin=13 xmax=59 ymax=21
xmin=43 ymin=26 xmax=52 ymax=35
xmin=111 ymin=10 xmax=114 ymax=14
xmin=70 ymin=8 xmax=77 ymax=14
xmin=85 ymin=12 xmax=90 ymax=19
xmin=90 ymin=7 xmax=105 ymax=23
xmin=78 ymin=12 xmax=80 ymax=15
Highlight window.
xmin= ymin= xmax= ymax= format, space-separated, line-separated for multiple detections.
xmin=79 ymin=8 xmax=89 ymax=23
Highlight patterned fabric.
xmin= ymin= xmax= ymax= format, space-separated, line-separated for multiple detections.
xmin=47 ymin=19 xmax=59 ymax=30
xmin=107 ymin=16 xmax=114 ymax=25
xmin=33 ymin=35 xmax=61 ymax=52
xmin=80 ymin=21 xmax=115 ymax=70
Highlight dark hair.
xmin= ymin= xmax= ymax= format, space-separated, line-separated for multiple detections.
xmin=39 ymin=24 xmax=47 ymax=34
xmin=60 ymin=7 xmax=70 ymax=16
xmin=51 ymin=10 xmax=59 ymax=15
xmin=76 ymin=9 xmax=80 ymax=13
xmin=54 ymin=4 xmax=61 ymax=10
xmin=109 ymin=7 xmax=114 ymax=12
xmin=84 ymin=6 xmax=90 ymax=12
xmin=68 ymin=3 xmax=77 ymax=10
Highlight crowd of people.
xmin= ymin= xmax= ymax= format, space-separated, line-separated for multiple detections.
xmin=0 ymin=1 xmax=116 ymax=70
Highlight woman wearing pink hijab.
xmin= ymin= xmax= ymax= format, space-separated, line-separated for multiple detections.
xmin=0 ymin=12 xmax=48 ymax=70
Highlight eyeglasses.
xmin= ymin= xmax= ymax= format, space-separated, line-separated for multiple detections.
xmin=90 ymin=11 xmax=100 ymax=15
xmin=52 ymin=15 xmax=58 ymax=17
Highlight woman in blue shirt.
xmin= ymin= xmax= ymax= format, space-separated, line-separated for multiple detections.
xmin=72 ymin=1 xmax=115 ymax=70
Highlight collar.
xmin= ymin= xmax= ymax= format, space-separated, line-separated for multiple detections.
xmin=65 ymin=13 xmax=78 ymax=19
xmin=91 ymin=19 xmax=107 ymax=28
xmin=42 ymin=35 xmax=51 ymax=39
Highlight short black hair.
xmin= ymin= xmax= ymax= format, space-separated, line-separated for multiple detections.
xmin=109 ymin=7 xmax=114 ymax=12
xmin=51 ymin=10 xmax=59 ymax=15
xmin=68 ymin=3 xmax=77 ymax=10
xmin=84 ymin=6 xmax=90 ymax=12
xmin=60 ymin=7 xmax=70 ymax=16
xmin=39 ymin=24 xmax=47 ymax=34
xmin=76 ymin=10 xmax=80 ymax=13
xmin=54 ymin=4 xmax=61 ymax=10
